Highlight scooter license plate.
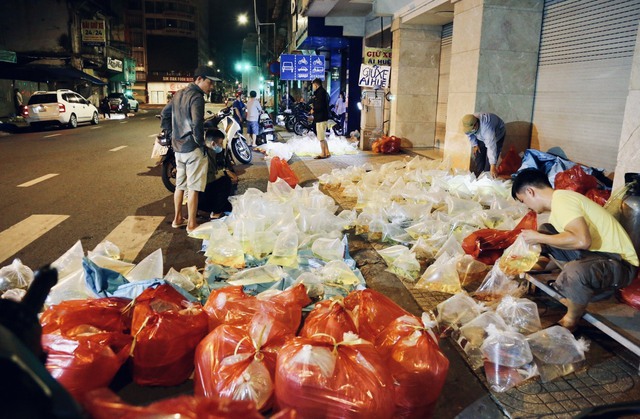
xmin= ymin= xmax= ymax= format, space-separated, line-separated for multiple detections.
xmin=266 ymin=134 xmax=273 ymax=141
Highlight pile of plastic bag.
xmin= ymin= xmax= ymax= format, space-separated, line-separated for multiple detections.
xmin=256 ymin=132 xmax=358 ymax=158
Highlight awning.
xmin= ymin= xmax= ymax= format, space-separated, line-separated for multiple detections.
xmin=0 ymin=63 xmax=106 ymax=85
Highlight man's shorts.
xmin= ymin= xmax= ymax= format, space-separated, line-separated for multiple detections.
xmin=247 ymin=120 xmax=259 ymax=135
xmin=175 ymin=148 xmax=208 ymax=192
xmin=316 ymin=121 xmax=328 ymax=142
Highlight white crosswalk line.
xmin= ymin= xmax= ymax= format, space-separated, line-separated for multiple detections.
xmin=18 ymin=173 xmax=59 ymax=187
xmin=0 ymin=215 xmax=69 ymax=263
xmin=148 ymin=133 xmax=158 ymax=138
xmin=43 ymin=134 xmax=61 ymax=138
xmin=102 ymin=216 xmax=165 ymax=262
xmin=120 ymin=121 xmax=128 ymax=124
xmin=91 ymin=126 xmax=103 ymax=129
xmin=110 ymin=146 xmax=127 ymax=152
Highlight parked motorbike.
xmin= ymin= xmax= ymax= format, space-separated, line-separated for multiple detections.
xmin=155 ymin=108 xmax=252 ymax=193
xmin=255 ymin=112 xmax=276 ymax=146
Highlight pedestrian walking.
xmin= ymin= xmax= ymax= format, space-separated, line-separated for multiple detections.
xmin=160 ymin=66 xmax=217 ymax=234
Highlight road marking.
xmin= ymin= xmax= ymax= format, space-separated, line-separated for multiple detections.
xmin=18 ymin=173 xmax=59 ymax=187
xmin=91 ymin=126 xmax=103 ymax=129
xmin=43 ymin=134 xmax=61 ymax=138
xmin=148 ymin=133 xmax=158 ymax=138
xmin=140 ymin=117 xmax=147 ymax=120
xmin=102 ymin=216 xmax=165 ymax=262
xmin=0 ymin=214 xmax=69 ymax=263
xmin=110 ymin=146 xmax=127 ymax=152
xmin=120 ymin=121 xmax=128 ymax=124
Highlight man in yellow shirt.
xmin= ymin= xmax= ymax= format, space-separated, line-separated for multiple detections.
xmin=512 ymin=168 xmax=639 ymax=331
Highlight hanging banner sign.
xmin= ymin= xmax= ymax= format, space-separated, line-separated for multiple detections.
xmin=358 ymin=64 xmax=390 ymax=88
xmin=81 ymin=20 xmax=106 ymax=46
xmin=279 ymin=54 xmax=325 ymax=81
xmin=363 ymin=47 xmax=392 ymax=66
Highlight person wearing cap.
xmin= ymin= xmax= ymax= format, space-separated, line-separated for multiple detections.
xmin=311 ymin=78 xmax=331 ymax=159
xmin=512 ymin=168 xmax=638 ymax=332
xmin=462 ymin=113 xmax=506 ymax=178
xmin=161 ymin=65 xmax=217 ymax=234
xmin=199 ymin=129 xmax=238 ymax=219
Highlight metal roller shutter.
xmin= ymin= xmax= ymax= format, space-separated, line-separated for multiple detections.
xmin=532 ymin=0 xmax=640 ymax=171
xmin=435 ymin=23 xmax=453 ymax=149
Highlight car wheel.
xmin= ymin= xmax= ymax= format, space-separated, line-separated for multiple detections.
xmin=68 ymin=114 xmax=78 ymax=129
xmin=133 ymin=105 xmax=139 ymax=112
xmin=91 ymin=112 xmax=99 ymax=125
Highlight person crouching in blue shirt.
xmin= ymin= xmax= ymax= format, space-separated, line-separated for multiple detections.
xmin=462 ymin=113 xmax=506 ymax=178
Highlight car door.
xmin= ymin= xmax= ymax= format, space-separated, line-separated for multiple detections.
xmin=74 ymin=94 xmax=91 ymax=121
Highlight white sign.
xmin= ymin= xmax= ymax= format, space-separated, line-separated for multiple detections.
xmin=107 ymin=57 xmax=123 ymax=72
xmin=358 ymin=64 xmax=390 ymax=88
xmin=81 ymin=20 xmax=105 ymax=45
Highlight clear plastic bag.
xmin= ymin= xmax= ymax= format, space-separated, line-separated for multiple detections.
xmin=481 ymin=324 xmax=537 ymax=392
xmin=311 ymin=237 xmax=345 ymax=261
xmin=436 ymin=292 xmax=485 ymax=331
xmin=415 ymin=253 xmax=462 ymax=294
xmin=126 ymin=249 xmax=164 ymax=282
xmin=498 ymin=234 xmax=541 ymax=276
xmin=459 ymin=311 xmax=509 ymax=349
xmin=267 ymin=228 xmax=299 ymax=268
xmin=378 ymin=245 xmax=411 ymax=265
xmin=0 ymin=258 xmax=34 ymax=290
xmin=474 ymin=264 xmax=526 ymax=302
xmin=495 ymin=296 xmax=542 ymax=335
xmin=163 ymin=267 xmax=195 ymax=292
xmin=526 ymin=326 xmax=589 ymax=382
xmin=51 ymin=240 xmax=84 ymax=279
xmin=205 ymin=225 xmax=245 ymax=269
xmin=456 ymin=255 xmax=490 ymax=291
xmin=90 ymin=241 xmax=122 ymax=260
xmin=388 ymin=250 xmax=421 ymax=282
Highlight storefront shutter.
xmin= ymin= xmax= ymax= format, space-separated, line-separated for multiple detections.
xmin=435 ymin=23 xmax=453 ymax=149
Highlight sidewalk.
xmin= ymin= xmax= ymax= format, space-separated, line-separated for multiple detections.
xmin=280 ymin=133 xmax=640 ymax=418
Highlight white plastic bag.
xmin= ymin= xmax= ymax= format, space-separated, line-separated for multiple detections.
xmin=126 ymin=249 xmax=164 ymax=282
xmin=0 ymin=258 xmax=34 ymax=290
xmin=495 ymin=295 xmax=542 ymax=335
xmin=51 ymin=240 xmax=84 ymax=279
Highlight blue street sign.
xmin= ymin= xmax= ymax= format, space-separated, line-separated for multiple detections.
xmin=280 ymin=54 xmax=295 ymax=80
xmin=279 ymin=54 xmax=325 ymax=81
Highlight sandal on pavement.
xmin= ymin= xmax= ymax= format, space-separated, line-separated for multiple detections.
xmin=171 ymin=219 xmax=188 ymax=228
xmin=210 ymin=212 xmax=222 ymax=220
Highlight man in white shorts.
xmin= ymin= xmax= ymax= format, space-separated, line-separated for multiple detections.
xmin=161 ymin=66 xmax=216 ymax=234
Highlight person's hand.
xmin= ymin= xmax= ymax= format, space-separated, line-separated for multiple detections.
xmin=227 ymin=171 xmax=239 ymax=184
xmin=472 ymin=145 xmax=480 ymax=156
xmin=490 ymin=164 xmax=498 ymax=178
xmin=519 ymin=229 xmax=542 ymax=245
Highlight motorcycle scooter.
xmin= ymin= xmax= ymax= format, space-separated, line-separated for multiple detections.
xmin=255 ymin=112 xmax=276 ymax=146
xmin=155 ymin=109 xmax=252 ymax=193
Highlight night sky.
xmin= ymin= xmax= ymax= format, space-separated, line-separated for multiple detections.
xmin=209 ymin=0 xmax=262 ymax=80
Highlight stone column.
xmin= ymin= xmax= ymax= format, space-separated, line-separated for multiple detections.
xmin=389 ymin=19 xmax=442 ymax=147
xmin=614 ymin=24 xmax=640 ymax=190
xmin=444 ymin=0 xmax=543 ymax=170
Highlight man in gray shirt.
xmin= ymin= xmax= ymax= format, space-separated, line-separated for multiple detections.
xmin=462 ymin=113 xmax=506 ymax=178
xmin=161 ymin=66 xmax=216 ymax=234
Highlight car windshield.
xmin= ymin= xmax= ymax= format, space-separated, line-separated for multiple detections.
xmin=108 ymin=93 xmax=124 ymax=99
xmin=28 ymin=94 xmax=57 ymax=104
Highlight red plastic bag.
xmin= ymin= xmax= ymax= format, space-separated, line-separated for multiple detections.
xmin=462 ymin=210 xmax=537 ymax=265
xmin=275 ymin=335 xmax=395 ymax=419
xmin=555 ymin=165 xmax=599 ymax=195
xmin=497 ymin=146 xmax=521 ymax=176
xmin=131 ymin=284 xmax=209 ymax=386
xmin=380 ymin=135 xmax=401 ymax=154
xmin=619 ymin=272 xmax=640 ymax=310
xmin=194 ymin=312 xmax=294 ymax=411
xmin=585 ymin=188 xmax=611 ymax=207
xmin=269 ymin=156 xmax=299 ymax=188
xmin=204 ymin=284 xmax=311 ymax=333
xmin=343 ymin=289 xmax=411 ymax=341
xmin=299 ymin=299 xmax=357 ymax=342
xmin=43 ymin=331 xmax=132 ymax=402
xmin=372 ymin=139 xmax=382 ymax=153
xmin=375 ymin=315 xmax=449 ymax=418
xmin=83 ymin=387 xmax=264 ymax=419
xmin=40 ymin=297 xmax=132 ymax=335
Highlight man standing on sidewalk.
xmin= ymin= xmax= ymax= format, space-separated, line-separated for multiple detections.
xmin=311 ymin=78 xmax=331 ymax=159
xmin=161 ymin=66 xmax=216 ymax=234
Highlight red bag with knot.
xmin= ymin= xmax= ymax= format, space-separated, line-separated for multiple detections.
xmin=375 ymin=314 xmax=450 ymax=418
xmin=497 ymin=146 xmax=521 ymax=176
xmin=83 ymin=387 xmax=264 ymax=419
xmin=204 ymin=284 xmax=311 ymax=333
xmin=131 ymin=284 xmax=209 ymax=386
xmin=585 ymin=188 xmax=611 ymax=206
xmin=269 ymin=156 xmax=299 ymax=188
xmin=41 ymin=297 xmax=132 ymax=335
xmin=381 ymin=135 xmax=401 ymax=154
xmin=555 ymin=165 xmax=599 ymax=195
xmin=462 ymin=210 xmax=537 ymax=265
xmin=194 ymin=312 xmax=294 ymax=411
xmin=275 ymin=334 xmax=396 ymax=419
xmin=372 ymin=138 xmax=382 ymax=153
xmin=343 ymin=289 xmax=411 ymax=341
xmin=619 ymin=271 xmax=640 ymax=310
xmin=299 ymin=299 xmax=357 ymax=342
xmin=43 ymin=330 xmax=132 ymax=402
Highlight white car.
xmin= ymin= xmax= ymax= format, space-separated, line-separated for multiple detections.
xmin=23 ymin=89 xmax=99 ymax=129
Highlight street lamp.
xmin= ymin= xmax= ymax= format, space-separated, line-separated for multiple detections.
xmin=237 ymin=14 xmax=248 ymax=25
